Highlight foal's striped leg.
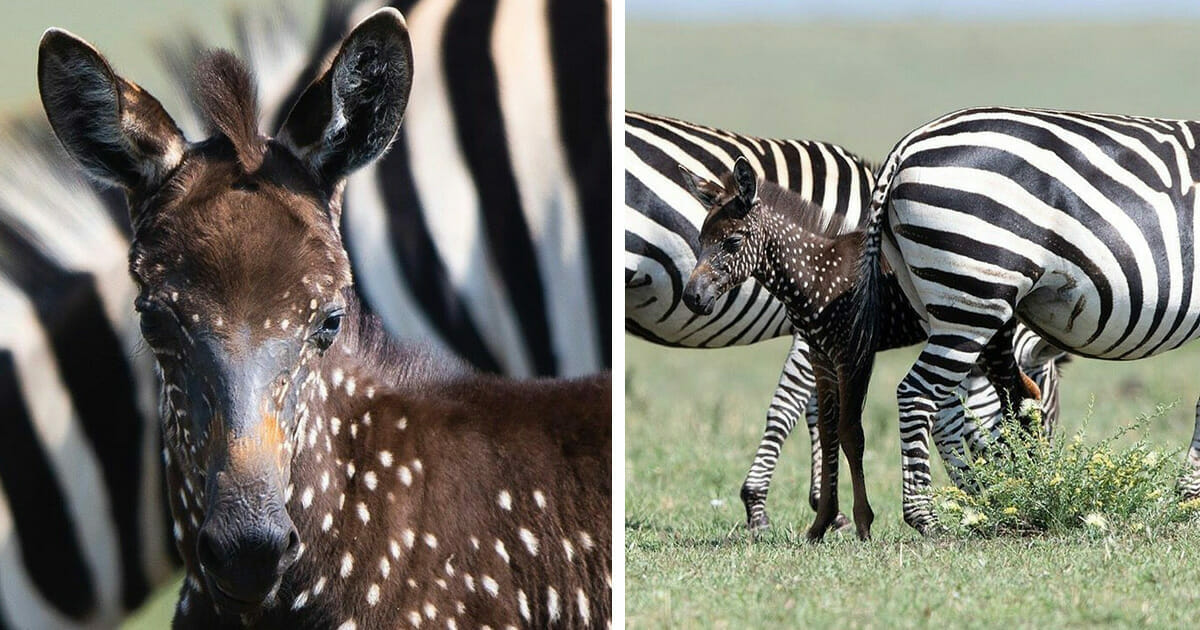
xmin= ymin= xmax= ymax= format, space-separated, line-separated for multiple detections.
xmin=740 ymin=334 xmax=815 ymax=530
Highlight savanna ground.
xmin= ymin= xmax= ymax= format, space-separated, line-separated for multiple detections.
xmin=627 ymin=20 xmax=1200 ymax=629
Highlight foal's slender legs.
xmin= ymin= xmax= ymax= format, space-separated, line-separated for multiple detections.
xmin=807 ymin=356 xmax=842 ymax=541
xmin=839 ymin=357 xmax=875 ymax=541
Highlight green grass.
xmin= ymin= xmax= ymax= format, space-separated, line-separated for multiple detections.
xmin=627 ymin=19 xmax=1200 ymax=628
xmin=626 ymin=339 xmax=1200 ymax=628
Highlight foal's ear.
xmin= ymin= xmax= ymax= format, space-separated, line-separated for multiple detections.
xmin=677 ymin=163 xmax=724 ymax=210
xmin=38 ymin=29 xmax=185 ymax=191
xmin=277 ymin=7 xmax=413 ymax=189
xmin=732 ymin=156 xmax=758 ymax=208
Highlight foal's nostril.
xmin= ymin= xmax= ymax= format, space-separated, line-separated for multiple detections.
xmin=196 ymin=529 xmax=221 ymax=574
xmin=281 ymin=527 xmax=301 ymax=568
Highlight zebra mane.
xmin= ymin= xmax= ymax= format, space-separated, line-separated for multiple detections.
xmin=756 ymin=179 xmax=846 ymax=240
xmin=194 ymin=51 xmax=265 ymax=173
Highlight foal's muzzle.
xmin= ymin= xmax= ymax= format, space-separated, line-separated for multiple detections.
xmin=197 ymin=474 xmax=300 ymax=612
xmin=683 ymin=267 xmax=720 ymax=316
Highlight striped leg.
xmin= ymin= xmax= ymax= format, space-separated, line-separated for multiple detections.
xmin=931 ymin=370 xmax=1001 ymax=490
xmin=899 ymin=325 xmax=1002 ymax=533
xmin=978 ymin=321 xmax=1044 ymax=431
xmin=740 ymin=335 xmax=813 ymax=530
xmin=1180 ymin=397 xmax=1200 ymax=499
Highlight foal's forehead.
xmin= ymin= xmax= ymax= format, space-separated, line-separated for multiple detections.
xmin=131 ymin=148 xmax=349 ymax=316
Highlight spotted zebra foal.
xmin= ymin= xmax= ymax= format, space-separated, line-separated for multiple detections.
xmin=679 ymin=157 xmax=1054 ymax=541
xmin=38 ymin=10 xmax=611 ymax=629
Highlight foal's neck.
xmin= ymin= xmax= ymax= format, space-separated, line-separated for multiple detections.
xmin=755 ymin=206 xmax=862 ymax=329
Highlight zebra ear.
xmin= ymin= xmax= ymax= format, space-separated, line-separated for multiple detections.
xmin=677 ymin=163 xmax=724 ymax=210
xmin=732 ymin=156 xmax=758 ymax=207
xmin=38 ymin=28 xmax=185 ymax=193
xmin=277 ymin=8 xmax=413 ymax=190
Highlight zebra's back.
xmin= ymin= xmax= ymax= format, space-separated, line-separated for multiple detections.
xmin=883 ymin=106 xmax=1200 ymax=360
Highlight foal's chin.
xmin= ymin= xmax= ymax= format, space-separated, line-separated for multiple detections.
xmin=205 ymin=573 xmax=282 ymax=616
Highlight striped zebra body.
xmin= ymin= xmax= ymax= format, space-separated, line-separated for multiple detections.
xmin=0 ymin=1 xmax=608 ymax=626
xmin=624 ymin=111 xmax=1061 ymax=529
xmin=860 ymin=106 xmax=1200 ymax=532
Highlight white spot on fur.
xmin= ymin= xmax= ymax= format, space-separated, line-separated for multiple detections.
xmin=364 ymin=471 xmax=378 ymax=490
xmin=548 ymin=587 xmax=560 ymax=622
xmin=357 ymin=502 xmax=370 ymax=523
xmin=497 ymin=490 xmax=512 ymax=511
xmin=494 ymin=539 xmax=510 ymax=563
xmin=482 ymin=575 xmax=499 ymax=597
xmin=423 ymin=532 xmax=438 ymax=549
xmin=519 ymin=528 xmax=539 ymax=555
xmin=533 ymin=490 xmax=546 ymax=509
xmin=379 ymin=450 xmax=393 ymax=467
xmin=301 ymin=487 xmax=314 ymax=508
xmin=518 ymin=590 xmax=530 ymax=622
xmin=367 ymin=584 xmax=380 ymax=607
xmin=340 ymin=552 xmax=354 ymax=577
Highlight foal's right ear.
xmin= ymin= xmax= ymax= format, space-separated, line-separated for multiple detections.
xmin=677 ymin=163 xmax=724 ymax=210
xmin=38 ymin=29 xmax=185 ymax=191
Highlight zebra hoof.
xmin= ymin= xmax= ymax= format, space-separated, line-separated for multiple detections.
xmin=746 ymin=513 xmax=770 ymax=531
xmin=833 ymin=512 xmax=852 ymax=532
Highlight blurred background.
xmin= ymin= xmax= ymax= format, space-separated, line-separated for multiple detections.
xmin=0 ymin=2 xmax=316 ymax=115
xmin=626 ymin=1 xmax=1200 ymax=627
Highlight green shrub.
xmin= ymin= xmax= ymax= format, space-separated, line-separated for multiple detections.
xmin=930 ymin=399 xmax=1200 ymax=536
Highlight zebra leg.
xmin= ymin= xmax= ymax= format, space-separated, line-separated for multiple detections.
xmin=740 ymin=335 xmax=813 ymax=531
xmin=807 ymin=356 xmax=842 ymax=541
xmin=899 ymin=334 xmax=996 ymax=534
xmin=978 ymin=320 xmax=1043 ymax=432
xmin=932 ymin=369 xmax=1000 ymax=491
xmin=1179 ymin=397 xmax=1200 ymax=499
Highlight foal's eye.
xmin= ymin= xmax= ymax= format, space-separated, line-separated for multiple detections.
xmin=135 ymin=301 xmax=177 ymax=346
xmin=311 ymin=309 xmax=345 ymax=351
xmin=722 ymin=234 xmax=744 ymax=253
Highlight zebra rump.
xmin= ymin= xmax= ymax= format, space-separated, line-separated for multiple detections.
xmin=0 ymin=0 xmax=609 ymax=627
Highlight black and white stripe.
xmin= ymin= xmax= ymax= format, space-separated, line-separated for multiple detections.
xmin=625 ymin=111 xmax=1062 ymax=528
xmin=0 ymin=1 xmax=608 ymax=625
xmin=859 ymin=106 xmax=1200 ymax=532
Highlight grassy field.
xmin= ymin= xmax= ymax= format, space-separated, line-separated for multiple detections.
xmin=627 ymin=20 xmax=1200 ymax=628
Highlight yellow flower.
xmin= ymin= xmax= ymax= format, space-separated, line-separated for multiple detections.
xmin=1049 ymin=474 xmax=1063 ymax=486
xmin=961 ymin=509 xmax=988 ymax=527
xmin=1003 ymin=507 xmax=1018 ymax=516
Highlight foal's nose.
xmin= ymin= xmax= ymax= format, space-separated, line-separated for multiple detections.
xmin=196 ymin=511 xmax=300 ymax=608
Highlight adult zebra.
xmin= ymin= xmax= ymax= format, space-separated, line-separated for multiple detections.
xmin=0 ymin=0 xmax=609 ymax=627
xmin=624 ymin=111 xmax=1062 ymax=529
xmin=857 ymin=106 xmax=1200 ymax=533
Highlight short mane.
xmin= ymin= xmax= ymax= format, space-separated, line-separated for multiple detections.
xmin=195 ymin=50 xmax=265 ymax=172
xmin=710 ymin=170 xmax=845 ymax=239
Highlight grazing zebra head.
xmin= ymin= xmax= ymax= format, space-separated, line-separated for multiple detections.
xmin=38 ymin=8 xmax=412 ymax=614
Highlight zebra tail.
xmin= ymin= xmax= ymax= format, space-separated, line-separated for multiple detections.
xmin=850 ymin=143 xmax=905 ymax=370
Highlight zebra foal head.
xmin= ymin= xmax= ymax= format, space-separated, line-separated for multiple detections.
xmin=38 ymin=8 xmax=412 ymax=613
xmin=678 ymin=156 xmax=764 ymax=314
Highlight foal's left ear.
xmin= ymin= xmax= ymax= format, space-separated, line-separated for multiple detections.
xmin=732 ymin=156 xmax=758 ymax=208
xmin=38 ymin=28 xmax=185 ymax=192
xmin=277 ymin=7 xmax=413 ymax=190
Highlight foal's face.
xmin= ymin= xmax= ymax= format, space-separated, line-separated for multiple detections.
xmin=131 ymin=147 xmax=349 ymax=607
xmin=680 ymin=157 xmax=764 ymax=315
xmin=39 ymin=8 xmax=412 ymax=614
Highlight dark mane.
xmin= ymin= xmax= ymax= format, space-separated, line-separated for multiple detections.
xmin=194 ymin=50 xmax=265 ymax=172
xmin=710 ymin=170 xmax=845 ymax=240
